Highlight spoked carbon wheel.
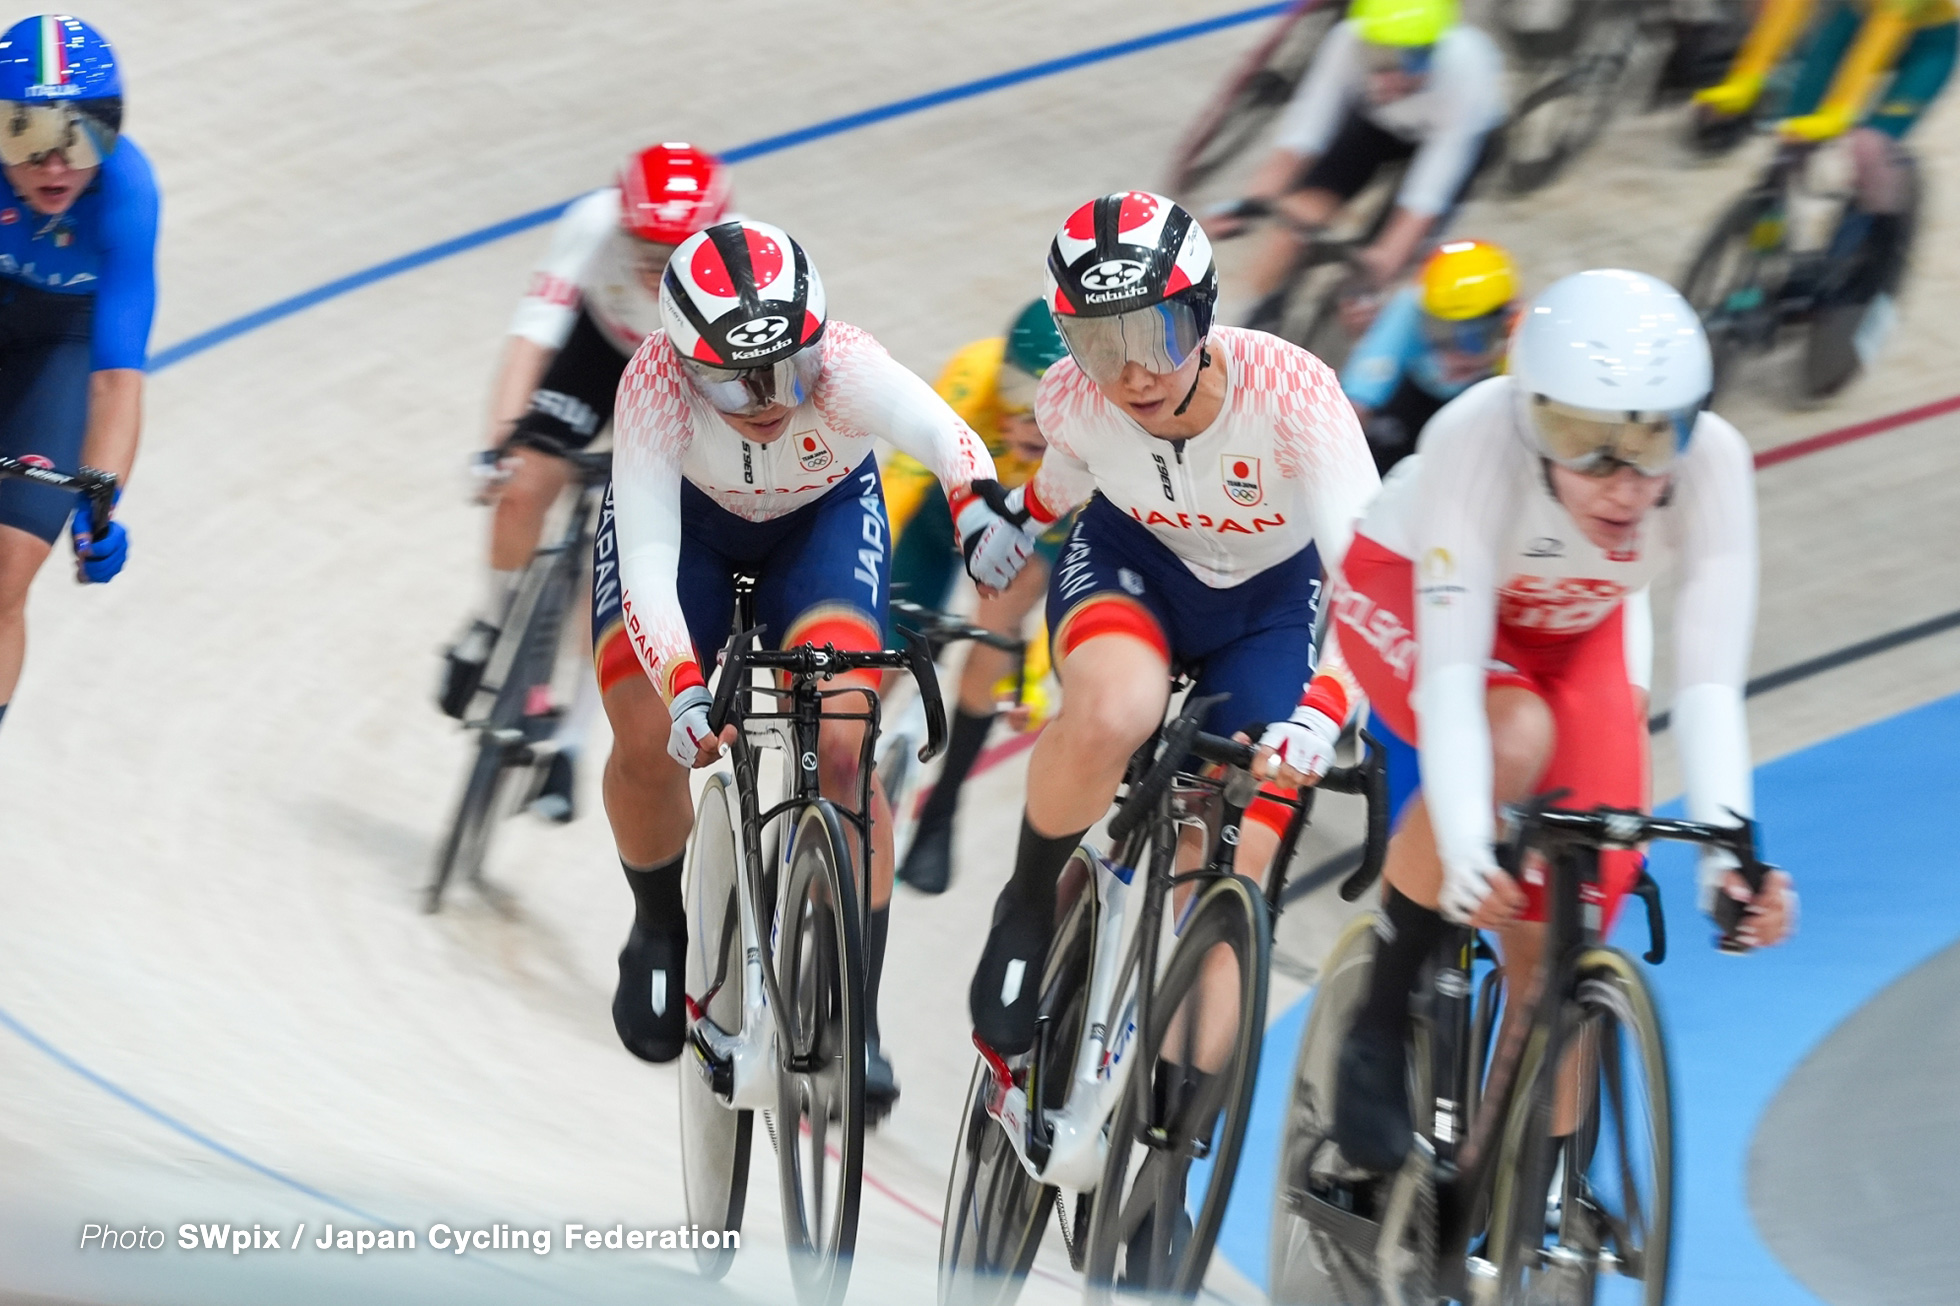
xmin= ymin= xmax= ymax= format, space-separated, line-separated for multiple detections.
xmin=775 ymin=800 xmax=866 ymax=1306
xmin=1499 ymin=5 xmax=1641 ymax=196
xmin=937 ymin=851 xmax=1099 ymax=1306
xmin=1084 ymin=873 xmax=1269 ymax=1302
xmin=1168 ymin=1 xmax=1341 ymax=194
xmin=426 ymin=734 xmax=522 ymax=912
xmin=1493 ymin=949 xmax=1673 ymax=1306
xmin=1269 ymin=913 xmax=1382 ymax=1306
xmin=679 ymin=774 xmax=754 ymax=1281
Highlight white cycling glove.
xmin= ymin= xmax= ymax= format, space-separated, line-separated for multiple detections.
xmin=1439 ymin=855 xmax=1505 ymax=926
xmin=666 ymin=684 xmax=719 ymax=768
xmin=1258 ymin=705 xmax=1342 ymax=782
xmin=468 ymin=448 xmax=514 ymax=504
xmin=956 ymin=481 xmax=1043 ymax=591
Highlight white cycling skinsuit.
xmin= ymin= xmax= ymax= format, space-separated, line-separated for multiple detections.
xmin=509 ymin=188 xmax=668 ymax=355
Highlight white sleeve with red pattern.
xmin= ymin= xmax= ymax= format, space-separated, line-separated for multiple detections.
xmin=611 ymin=334 xmax=704 ymax=705
xmin=814 ymin=322 xmax=995 ymax=492
xmin=1408 ymin=379 xmax=1531 ymax=883
xmin=507 ymin=189 xmax=614 ymax=350
xmin=1024 ymin=358 xmax=1104 ymax=525
xmin=1665 ymin=413 xmax=1758 ymax=830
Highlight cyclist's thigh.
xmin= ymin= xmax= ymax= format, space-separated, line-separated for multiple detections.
xmin=1296 ymin=110 xmax=1417 ymax=203
xmin=1184 ymin=544 xmax=1324 ymax=739
xmin=885 ymin=478 xmax=957 ymax=644
xmin=1030 ymin=509 xmax=1074 ymax=573
xmin=591 ymin=482 xmax=641 ymax=695
xmin=0 ymin=309 xmax=93 ymax=545
xmin=758 ymin=455 xmax=888 ymax=669
xmin=509 ymin=309 xmax=629 ymax=457
xmin=1867 ymin=20 xmax=1958 ymax=138
xmin=1044 ymin=497 xmax=1178 ymax=671
xmin=1783 ymin=2 xmax=1863 ymax=119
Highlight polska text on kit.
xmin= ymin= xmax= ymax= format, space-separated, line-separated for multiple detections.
xmin=78 ymin=1221 xmax=738 ymax=1256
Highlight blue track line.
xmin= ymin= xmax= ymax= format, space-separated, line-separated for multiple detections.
xmin=146 ymin=2 xmax=1288 ymax=375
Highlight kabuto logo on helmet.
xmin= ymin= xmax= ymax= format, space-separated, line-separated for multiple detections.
xmin=727 ymin=316 xmax=789 ymax=351
xmin=1080 ymin=259 xmax=1147 ymax=294
xmin=661 ymin=220 xmax=828 ymax=369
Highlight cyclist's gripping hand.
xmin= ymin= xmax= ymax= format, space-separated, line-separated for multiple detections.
xmin=955 ymin=480 xmax=1042 ymax=593
xmin=1443 ymin=854 xmax=1527 ymax=931
xmin=72 ymin=516 xmax=128 ymax=585
xmin=1256 ymin=706 xmax=1343 ymax=788
xmin=666 ymin=685 xmax=729 ymax=768
xmin=1715 ymin=866 xmax=1799 ymax=950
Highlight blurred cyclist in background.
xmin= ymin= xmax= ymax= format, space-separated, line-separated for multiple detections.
xmin=0 ymin=14 xmax=155 ymax=736
xmin=1342 ymin=238 xmax=1516 ymax=472
xmin=1206 ymin=0 xmax=1505 ymax=316
xmin=440 ymin=143 xmax=730 ymax=818
xmin=882 ymin=299 xmax=1071 ymax=895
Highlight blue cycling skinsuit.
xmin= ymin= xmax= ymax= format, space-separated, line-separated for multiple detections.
xmin=0 ymin=137 xmax=158 ymax=543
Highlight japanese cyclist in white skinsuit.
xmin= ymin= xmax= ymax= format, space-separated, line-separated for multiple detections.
xmin=599 ymin=219 xmax=1035 ymax=1117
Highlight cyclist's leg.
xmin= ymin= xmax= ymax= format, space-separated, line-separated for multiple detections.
xmin=883 ymin=480 xmax=961 ymax=883
xmin=1242 ymin=111 xmax=1415 ymax=303
xmin=1782 ymin=2 xmax=1862 ymax=122
xmin=0 ymin=324 xmax=93 ymax=721
xmin=971 ymin=501 xmax=1176 ymax=1055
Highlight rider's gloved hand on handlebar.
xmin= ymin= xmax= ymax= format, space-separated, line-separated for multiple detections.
xmin=955 ymin=479 xmax=1043 ymax=592
xmin=1706 ymin=854 xmax=1799 ymax=951
xmin=1256 ymin=705 xmax=1342 ymax=787
xmin=666 ymin=684 xmax=723 ymax=768
xmin=71 ymin=499 xmax=127 ymax=585
xmin=1441 ymin=853 xmax=1528 ymax=930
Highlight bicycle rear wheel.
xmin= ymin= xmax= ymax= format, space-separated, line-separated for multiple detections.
xmin=938 ymin=850 xmax=1100 ymax=1305
xmin=1084 ymin=872 xmax=1269 ymax=1301
xmin=680 ymin=774 xmax=754 ymax=1281
xmin=1167 ymin=1 xmax=1340 ymax=195
xmin=1680 ymin=190 xmax=1786 ymax=395
xmin=1268 ymin=912 xmax=1381 ymax=1306
xmin=1492 ymin=948 xmax=1673 ymax=1305
xmin=775 ymin=800 xmax=866 ymax=1306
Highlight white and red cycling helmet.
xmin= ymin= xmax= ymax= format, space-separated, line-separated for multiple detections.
xmin=1045 ymin=190 xmax=1217 ymax=384
xmin=619 ymin=142 xmax=731 ymax=246
xmin=661 ymin=220 xmax=827 ymax=414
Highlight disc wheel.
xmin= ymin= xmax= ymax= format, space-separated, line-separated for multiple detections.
xmin=1168 ymin=1 xmax=1342 ymax=195
xmin=1492 ymin=949 xmax=1674 ymax=1306
xmin=679 ymin=774 xmax=754 ymax=1280
xmin=1268 ymin=913 xmax=1382 ymax=1306
xmin=1084 ymin=873 xmax=1269 ymax=1302
xmin=937 ymin=851 xmax=1099 ymax=1305
xmin=775 ymin=800 xmax=866 ymax=1306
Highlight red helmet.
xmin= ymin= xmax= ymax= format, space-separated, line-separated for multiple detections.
xmin=618 ymin=142 xmax=731 ymax=245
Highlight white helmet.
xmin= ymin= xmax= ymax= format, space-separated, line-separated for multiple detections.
xmin=1509 ymin=269 xmax=1712 ymax=476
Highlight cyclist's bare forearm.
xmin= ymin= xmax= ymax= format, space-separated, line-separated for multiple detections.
xmin=81 ymin=368 xmax=142 ymax=483
xmin=485 ymin=335 xmax=555 ymax=448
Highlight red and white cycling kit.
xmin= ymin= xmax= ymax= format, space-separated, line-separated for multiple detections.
xmin=1024 ymin=325 xmax=1382 ymax=720
xmin=611 ymin=321 xmax=995 ymax=703
xmin=508 ymin=189 xmax=667 ymax=355
xmin=1332 ymin=376 xmax=1757 ymax=922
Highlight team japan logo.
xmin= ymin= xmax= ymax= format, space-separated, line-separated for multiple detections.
xmin=1080 ymin=259 xmax=1147 ymax=293
xmin=1221 ymin=456 xmax=1262 ymax=507
xmin=726 ymin=315 xmax=789 ymax=350
xmin=795 ymin=431 xmax=833 ymax=472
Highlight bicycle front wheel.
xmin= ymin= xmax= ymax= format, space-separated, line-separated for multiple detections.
xmin=426 ymin=733 xmax=519 ymax=912
xmin=775 ymin=800 xmax=866 ymax=1306
xmin=1084 ymin=872 xmax=1269 ymax=1302
xmin=1492 ymin=947 xmax=1674 ymax=1305
xmin=1167 ymin=1 xmax=1340 ymax=194
xmin=679 ymin=774 xmax=753 ymax=1281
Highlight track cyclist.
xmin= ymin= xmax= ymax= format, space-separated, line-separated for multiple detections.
xmin=882 ymin=299 xmax=1071 ymax=895
xmin=0 ymin=14 xmax=153 ymax=737
xmin=967 ymin=190 xmax=1380 ymax=1066
xmin=602 ymin=219 xmax=1016 ymax=1117
xmin=1694 ymin=0 xmax=1952 ymax=383
xmin=1279 ymin=269 xmax=1799 ymax=1176
xmin=439 ymin=143 xmax=730 ymax=817
xmin=1342 ymin=238 xmax=1516 ymax=475
xmin=1205 ymin=0 xmax=1505 ymax=315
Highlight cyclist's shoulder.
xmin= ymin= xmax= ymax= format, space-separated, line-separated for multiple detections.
xmin=100 ymin=138 xmax=158 ymax=206
xmin=1681 ymin=409 xmax=1752 ymax=477
xmin=1417 ymin=375 xmax=1525 ymax=461
xmin=618 ymin=330 xmax=695 ymax=431
xmin=1218 ymin=325 xmax=1343 ymax=404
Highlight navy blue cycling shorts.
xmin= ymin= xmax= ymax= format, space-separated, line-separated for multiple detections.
xmin=1044 ymin=494 xmax=1323 ymax=741
xmin=595 ymin=455 xmax=891 ymax=693
xmin=0 ymin=285 xmax=95 ymax=544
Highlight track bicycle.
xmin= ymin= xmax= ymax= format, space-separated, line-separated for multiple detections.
xmin=938 ymin=691 xmax=1388 ymax=1305
xmin=1495 ymin=0 xmax=1670 ymax=195
xmin=679 ymin=578 xmax=944 ymax=1306
xmin=0 ymin=454 xmax=116 ymax=558
xmin=1167 ymin=0 xmax=1346 ymax=197
xmin=1270 ymin=795 xmax=1773 ymax=1306
xmin=1229 ymin=201 xmax=1390 ymax=372
xmin=427 ymin=448 xmax=611 ymax=912
xmin=1679 ymin=136 xmax=1919 ymax=402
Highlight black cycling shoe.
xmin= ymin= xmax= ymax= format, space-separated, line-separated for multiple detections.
xmin=530 ymin=750 xmax=576 ymax=824
xmin=612 ymin=918 xmax=687 ymax=1063
xmin=1332 ymin=1025 xmax=1413 ymax=1173
xmin=897 ymin=819 xmax=954 ymax=895
xmin=865 ymin=1035 xmax=901 ymax=1124
xmin=439 ymin=619 xmax=498 ymax=719
xmin=968 ymin=889 xmax=1053 ymax=1057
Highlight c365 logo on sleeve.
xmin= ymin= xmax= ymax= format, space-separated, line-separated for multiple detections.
xmin=1221 ymin=456 xmax=1262 ymax=507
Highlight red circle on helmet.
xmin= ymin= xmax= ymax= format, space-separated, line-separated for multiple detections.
xmin=744 ymin=229 xmax=784 ymax=289
xmin=1117 ymin=191 xmax=1160 ymax=233
xmin=689 ymin=239 xmax=737 ymax=300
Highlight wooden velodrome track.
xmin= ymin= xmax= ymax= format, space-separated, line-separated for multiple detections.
xmin=1 ymin=2 xmax=1956 ymax=1303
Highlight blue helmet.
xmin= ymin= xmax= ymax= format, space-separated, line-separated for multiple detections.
xmin=0 ymin=16 xmax=121 ymax=169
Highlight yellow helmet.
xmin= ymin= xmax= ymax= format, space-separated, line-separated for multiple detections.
xmin=1419 ymin=239 xmax=1517 ymax=321
xmin=1352 ymin=0 xmax=1458 ymax=47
